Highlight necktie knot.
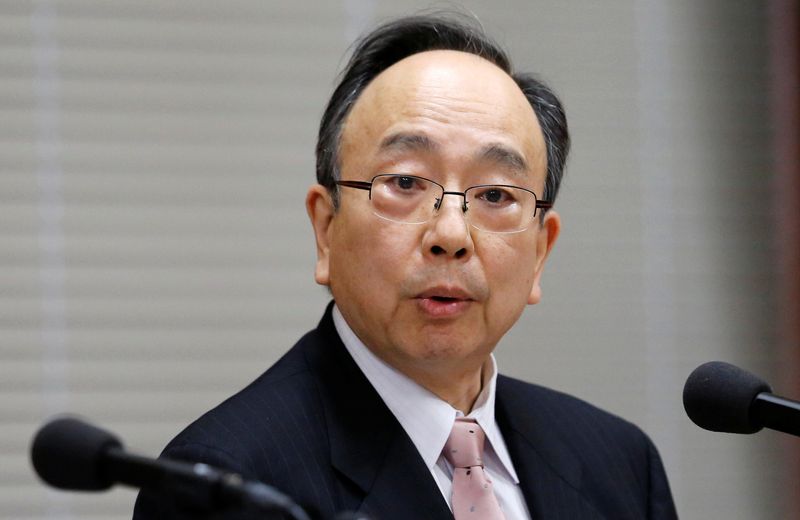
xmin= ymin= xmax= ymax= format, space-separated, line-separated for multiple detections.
xmin=444 ymin=418 xmax=486 ymax=469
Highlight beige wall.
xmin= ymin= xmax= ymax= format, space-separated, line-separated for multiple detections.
xmin=2 ymin=0 xmax=785 ymax=518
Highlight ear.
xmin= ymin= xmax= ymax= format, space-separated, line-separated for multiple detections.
xmin=306 ymin=184 xmax=335 ymax=286
xmin=528 ymin=210 xmax=561 ymax=305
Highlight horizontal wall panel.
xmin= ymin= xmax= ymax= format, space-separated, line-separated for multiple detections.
xmin=0 ymin=1 xmax=783 ymax=519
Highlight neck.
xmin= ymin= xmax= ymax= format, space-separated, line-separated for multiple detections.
xmin=405 ymin=361 xmax=486 ymax=413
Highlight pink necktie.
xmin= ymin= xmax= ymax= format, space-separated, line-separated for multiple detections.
xmin=443 ymin=418 xmax=506 ymax=519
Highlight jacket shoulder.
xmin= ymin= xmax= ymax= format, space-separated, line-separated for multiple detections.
xmin=134 ymin=325 xmax=348 ymax=519
xmin=162 ymin=329 xmax=329 ymax=479
xmin=497 ymin=374 xmax=647 ymax=442
xmin=497 ymin=375 xmax=677 ymax=519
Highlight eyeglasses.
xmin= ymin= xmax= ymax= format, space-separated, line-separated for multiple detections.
xmin=335 ymin=174 xmax=552 ymax=233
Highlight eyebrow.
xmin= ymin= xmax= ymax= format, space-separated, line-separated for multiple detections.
xmin=477 ymin=143 xmax=528 ymax=174
xmin=379 ymin=131 xmax=529 ymax=174
xmin=379 ymin=132 xmax=439 ymax=154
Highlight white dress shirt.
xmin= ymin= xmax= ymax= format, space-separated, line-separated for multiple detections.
xmin=332 ymin=305 xmax=531 ymax=519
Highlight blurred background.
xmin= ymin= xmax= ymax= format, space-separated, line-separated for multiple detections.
xmin=3 ymin=0 xmax=799 ymax=518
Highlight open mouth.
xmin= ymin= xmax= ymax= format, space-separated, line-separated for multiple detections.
xmin=417 ymin=286 xmax=472 ymax=302
xmin=430 ymin=296 xmax=461 ymax=303
xmin=415 ymin=290 xmax=473 ymax=318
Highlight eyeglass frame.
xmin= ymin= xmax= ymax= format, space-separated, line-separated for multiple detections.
xmin=334 ymin=173 xmax=553 ymax=232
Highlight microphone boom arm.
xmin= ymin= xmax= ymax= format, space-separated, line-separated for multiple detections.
xmin=753 ymin=392 xmax=800 ymax=438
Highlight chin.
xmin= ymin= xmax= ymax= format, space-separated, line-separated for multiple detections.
xmin=401 ymin=336 xmax=485 ymax=363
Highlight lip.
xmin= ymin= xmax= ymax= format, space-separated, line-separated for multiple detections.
xmin=416 ymin=286 xmax=474 ymax=300
xmin=414 ymin=286 xmax=474 ymax=318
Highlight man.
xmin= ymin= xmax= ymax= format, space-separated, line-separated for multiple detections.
xmin=135 ymin=14 xmax=677 ymax=520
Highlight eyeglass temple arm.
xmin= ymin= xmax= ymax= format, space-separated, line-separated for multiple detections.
xmin=335 ymin=180 xmax=372 ymax=190
xmin=536 ymin=200 xmax=553 ymax=210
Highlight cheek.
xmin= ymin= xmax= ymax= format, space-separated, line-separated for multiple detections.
xmin=330 ymin=215 xmax=419 ymax=295
xmin=368 ymin=228 xmax=423 ymax=292
xmin=483 ymin=235 xmax=536 ymax=278
xmin=481 ymin=237 xmax=538 ymax=298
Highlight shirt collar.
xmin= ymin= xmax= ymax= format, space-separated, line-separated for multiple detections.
xmin=332 ymin=304 xmax=519 ymax=483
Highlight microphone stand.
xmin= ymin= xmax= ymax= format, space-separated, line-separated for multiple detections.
xmin=104 ymin=447 xmax=311 ymax=520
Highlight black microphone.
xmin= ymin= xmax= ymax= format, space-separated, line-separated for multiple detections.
xmin=683 ymin=361 xmax=800 ymax=437
xmin=31 ymin=417 xmax=311 ymax=520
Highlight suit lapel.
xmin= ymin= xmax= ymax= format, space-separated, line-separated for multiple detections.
xmin=356 ymin=430 xmax=452 ymax=520
xmin=496 ymin=377 xmax=605 ymax=519
xmin=304 ymin=304 xmax=452 ymax=520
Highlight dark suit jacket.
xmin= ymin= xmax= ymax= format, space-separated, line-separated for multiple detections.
xmin=134 ymin=303 xmax=677 ymax=519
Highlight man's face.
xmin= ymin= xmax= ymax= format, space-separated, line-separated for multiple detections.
xmin=308 ymin=50 xmax=560 ymax=379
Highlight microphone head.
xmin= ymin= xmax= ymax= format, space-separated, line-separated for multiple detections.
xmin=683 ymin=361 xmax=772 ymax=434
xmin=31 ymin=416 xmax=122 ymax=491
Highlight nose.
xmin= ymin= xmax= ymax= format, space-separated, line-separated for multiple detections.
xmin=423 ymin=194 xmax=474 ymax=260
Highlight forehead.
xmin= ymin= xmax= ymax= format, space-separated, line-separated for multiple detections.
xmin=340 ymin=50 xmax=546 ymax=178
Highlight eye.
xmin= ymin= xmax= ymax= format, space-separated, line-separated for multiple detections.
xmin=475 ymin=186 xmax=515 ymax=205
xmin=482 ymin=188 xmax=504 ymax=203
xmin=383 ymin=175 xmax=428 ymax=194
xmin=395 ymin=176 xmax=416 ymax=190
